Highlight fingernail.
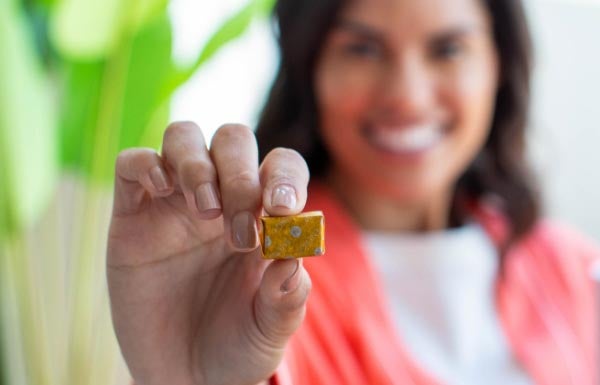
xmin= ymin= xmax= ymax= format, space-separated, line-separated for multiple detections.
xmin=271 ymin=184 xmax=297 ymax=209
xmin=280 ymin=259 xmax=301 ymax=293
xmin=149 ymin=166 xmax=169 ymax=191
xmin=232 ymin=211 xmax=258 ymax=250
xmin=195 ymin=183 xmax=221 ymax=214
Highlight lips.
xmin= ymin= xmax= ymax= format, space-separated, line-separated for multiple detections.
xmin=366 ymin=123 xmax=444 ymax=154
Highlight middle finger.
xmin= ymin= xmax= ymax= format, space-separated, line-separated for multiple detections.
xmin=211 ymin=124 xmax=262 ymax=252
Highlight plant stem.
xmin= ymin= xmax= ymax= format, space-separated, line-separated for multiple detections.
xmin=1 ymin=236 xmax=53 ymax=385
xmin=67 ymin=1 xmax=137 ymax=383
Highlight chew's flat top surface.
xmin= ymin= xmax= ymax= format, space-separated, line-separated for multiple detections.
xmin=260 ymin=211 xmax=325 ymax=259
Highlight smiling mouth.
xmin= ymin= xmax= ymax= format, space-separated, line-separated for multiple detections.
xmin=365 ymin=123 xmax=445 ymax=155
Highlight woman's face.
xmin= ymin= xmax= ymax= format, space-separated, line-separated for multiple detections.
xmin=315 ymin=0 xmax=499 ymax=204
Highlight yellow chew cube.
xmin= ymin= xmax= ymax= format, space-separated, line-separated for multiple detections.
xmin=259 ymin=211 xmax=325 ymax=259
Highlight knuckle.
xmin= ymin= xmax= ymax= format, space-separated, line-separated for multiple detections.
xmin=178 ymin=159 xmax=214 ymax=183
xmin=267 ymin=169 xmax=295 ymax=185
xmin=212 ymin=123 xmax=255 ymax=145
xmin=114 ymin=151 xmax=130 ymax=174
xmin=114 ymin=148 xmax=158 ymax=181
xmin=115 ymin=148 xmax=145 ymax=170
xmin=116 ymin=147 xmax=136 ymax=161
xmin=270 ymin=147 xmax=303 ymax=162
xmin=268 ymin=148 xmax=309 ymax=173
xmin=163 ymin=121 xmax=200 ymax=142
xmin=252 ymin=308 xmax=285 ymax=352
xmin=222 ymin=170 xmax=259 ymax=191
xmin=115 ymin=149 xmax=132 ymax=167
xmin=262 ymin=148 xmax=309 ymax=184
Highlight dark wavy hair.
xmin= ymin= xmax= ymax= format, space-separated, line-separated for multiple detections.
xmin=256 ymin=0 xmax=539 ymax=246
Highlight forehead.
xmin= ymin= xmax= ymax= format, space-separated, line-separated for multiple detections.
xmin=336 ymin=0 xmax=491 ymax=36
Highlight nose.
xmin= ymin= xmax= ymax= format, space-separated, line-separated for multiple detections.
xmin=378 ymin=55 xmax=435 ymax=121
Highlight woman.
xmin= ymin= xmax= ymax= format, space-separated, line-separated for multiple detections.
xmin=106 ymin=0 xmax=600 ymax=384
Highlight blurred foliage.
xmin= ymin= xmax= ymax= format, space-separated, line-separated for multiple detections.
xmin=0 ymin=0 xmax=275 ymax=383
xmin=0 ymin=0 xmax=57 ymax=245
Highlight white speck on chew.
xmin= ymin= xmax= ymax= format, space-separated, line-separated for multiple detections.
xmin=290 ymin=226 xmax=302 ymax=238
xmin=265 ymin=236 xmax=272 ymax=248
xmin=314 ymin=247 xmax=323 ymax=255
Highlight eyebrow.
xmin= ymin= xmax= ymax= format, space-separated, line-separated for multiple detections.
xmin=333 ymin=18 xmax=485 ymax=42
xmin=432 ymin=26 xmax=483 ymax=42
xmin=333 ymin=19 xmax=384 ymax=40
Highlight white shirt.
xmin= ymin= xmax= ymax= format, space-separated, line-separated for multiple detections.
xmin=363 ymin=223 xmax=532 ymax=385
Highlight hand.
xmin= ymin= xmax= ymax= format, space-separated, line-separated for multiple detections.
xmin=107 ymin=122 xmax=311 ymax=385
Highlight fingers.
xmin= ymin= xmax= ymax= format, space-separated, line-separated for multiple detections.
xmin=254 ymin=259 xmax=311 ymax=346
xmin=114 ymin=121 xmax=312 ymax=257
xmin=259 ymin=148 xmax=310 ymax=217
xmin=211 ymin=124 xmax=262 ymax=252
xmin=113 ymin=148 xmax=174 ymax=215
xmin=161 ymin=121 xmax=222 ymax=220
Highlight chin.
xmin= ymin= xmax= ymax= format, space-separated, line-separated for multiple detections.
xmin=373 ymin=180 xmax=431 ymax=203
xmin=368 ymin=175 xmax=447 ymax=204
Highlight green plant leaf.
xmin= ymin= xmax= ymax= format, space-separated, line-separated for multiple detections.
xmin=56 ymin=11 xmax=173 ymax=182
xmin=162 ymin=0 xmax=275 ymax=98
xmin=128 ymin=0 xmax=170 ymax=31
xmin=86 ymin=11 xmax=175 ymax=182
xmin=58 ymin=59 xmax=105 ymax=171
xmin=117 ymin=12 xmax=173 ymax=152
xmin=49 ymin=0 xmax=122 ymax=59
xmin=0 ymin=251 xmax=5 ymax=385
xmin=48 ymin=0 xmax=169 ymax=60
xmin=0 ymin=0 xmax=57 ymax=239
xmin=254 ymin=0 xmax=277 ymax=17
xmin=30 ymin=0 xmax=59 ymax=8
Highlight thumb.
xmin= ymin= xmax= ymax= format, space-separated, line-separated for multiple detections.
xmin=254 ymin=259 xmax=311 ymax=346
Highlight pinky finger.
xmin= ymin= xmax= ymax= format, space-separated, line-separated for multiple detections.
xmin=113 ymin=148 xmax=174 ymax=215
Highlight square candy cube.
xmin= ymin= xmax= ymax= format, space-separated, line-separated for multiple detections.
xmin=260 ymin=211 xmax=325 ymax=259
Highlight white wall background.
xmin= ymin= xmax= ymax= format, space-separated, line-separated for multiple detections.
xmin=168 ymin=0 xmax=277 ymax=137
xmin=526 ymin=0 xmax=600 ymax=242
xmin=169 ymin=0 xmax=600 ymax=242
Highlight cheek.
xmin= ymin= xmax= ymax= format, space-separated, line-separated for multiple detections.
xmin=315 ymin=63 xmax=381 ymax=186
xmin=315 ymin=64 xmax=375 ymax=142
xmin=446 ymin=62 xmax=498 ymax=151
xmin=417 ymin=60 xmax=499 ymax=195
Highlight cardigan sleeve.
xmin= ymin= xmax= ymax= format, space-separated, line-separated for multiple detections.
xmin=269 ymin=359 xmax=294 ymax=385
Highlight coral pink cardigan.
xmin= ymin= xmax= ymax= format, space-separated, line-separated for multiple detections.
xmin=273 ymin=183 xmax=599 ymax=385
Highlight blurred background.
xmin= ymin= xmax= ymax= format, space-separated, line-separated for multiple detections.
xmin=0 ymin=0 xmax=599 ymax=383
xmin=169 ymin=0 xmax=600 ymax=241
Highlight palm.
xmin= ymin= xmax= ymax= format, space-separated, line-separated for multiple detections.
xmin=108 ymin=187 xmax=275 ymax=385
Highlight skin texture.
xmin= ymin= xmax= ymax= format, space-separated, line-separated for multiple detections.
xmin=108 ymin=123 xmax=311 ymax=385
xmin=315 ymin=0 xmax=499 ymax=231
xmin=107 ymin=0 xmax=501 ymax=383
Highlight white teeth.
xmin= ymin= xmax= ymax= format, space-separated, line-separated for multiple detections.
xmin=370 ymin=124 xmax=443 ymax=153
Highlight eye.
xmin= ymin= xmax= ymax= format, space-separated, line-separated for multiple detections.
xmin=430 ymin=39 xmax=465 ymax=61
xmin=342 ymin=40 xmax=382 ymax=59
